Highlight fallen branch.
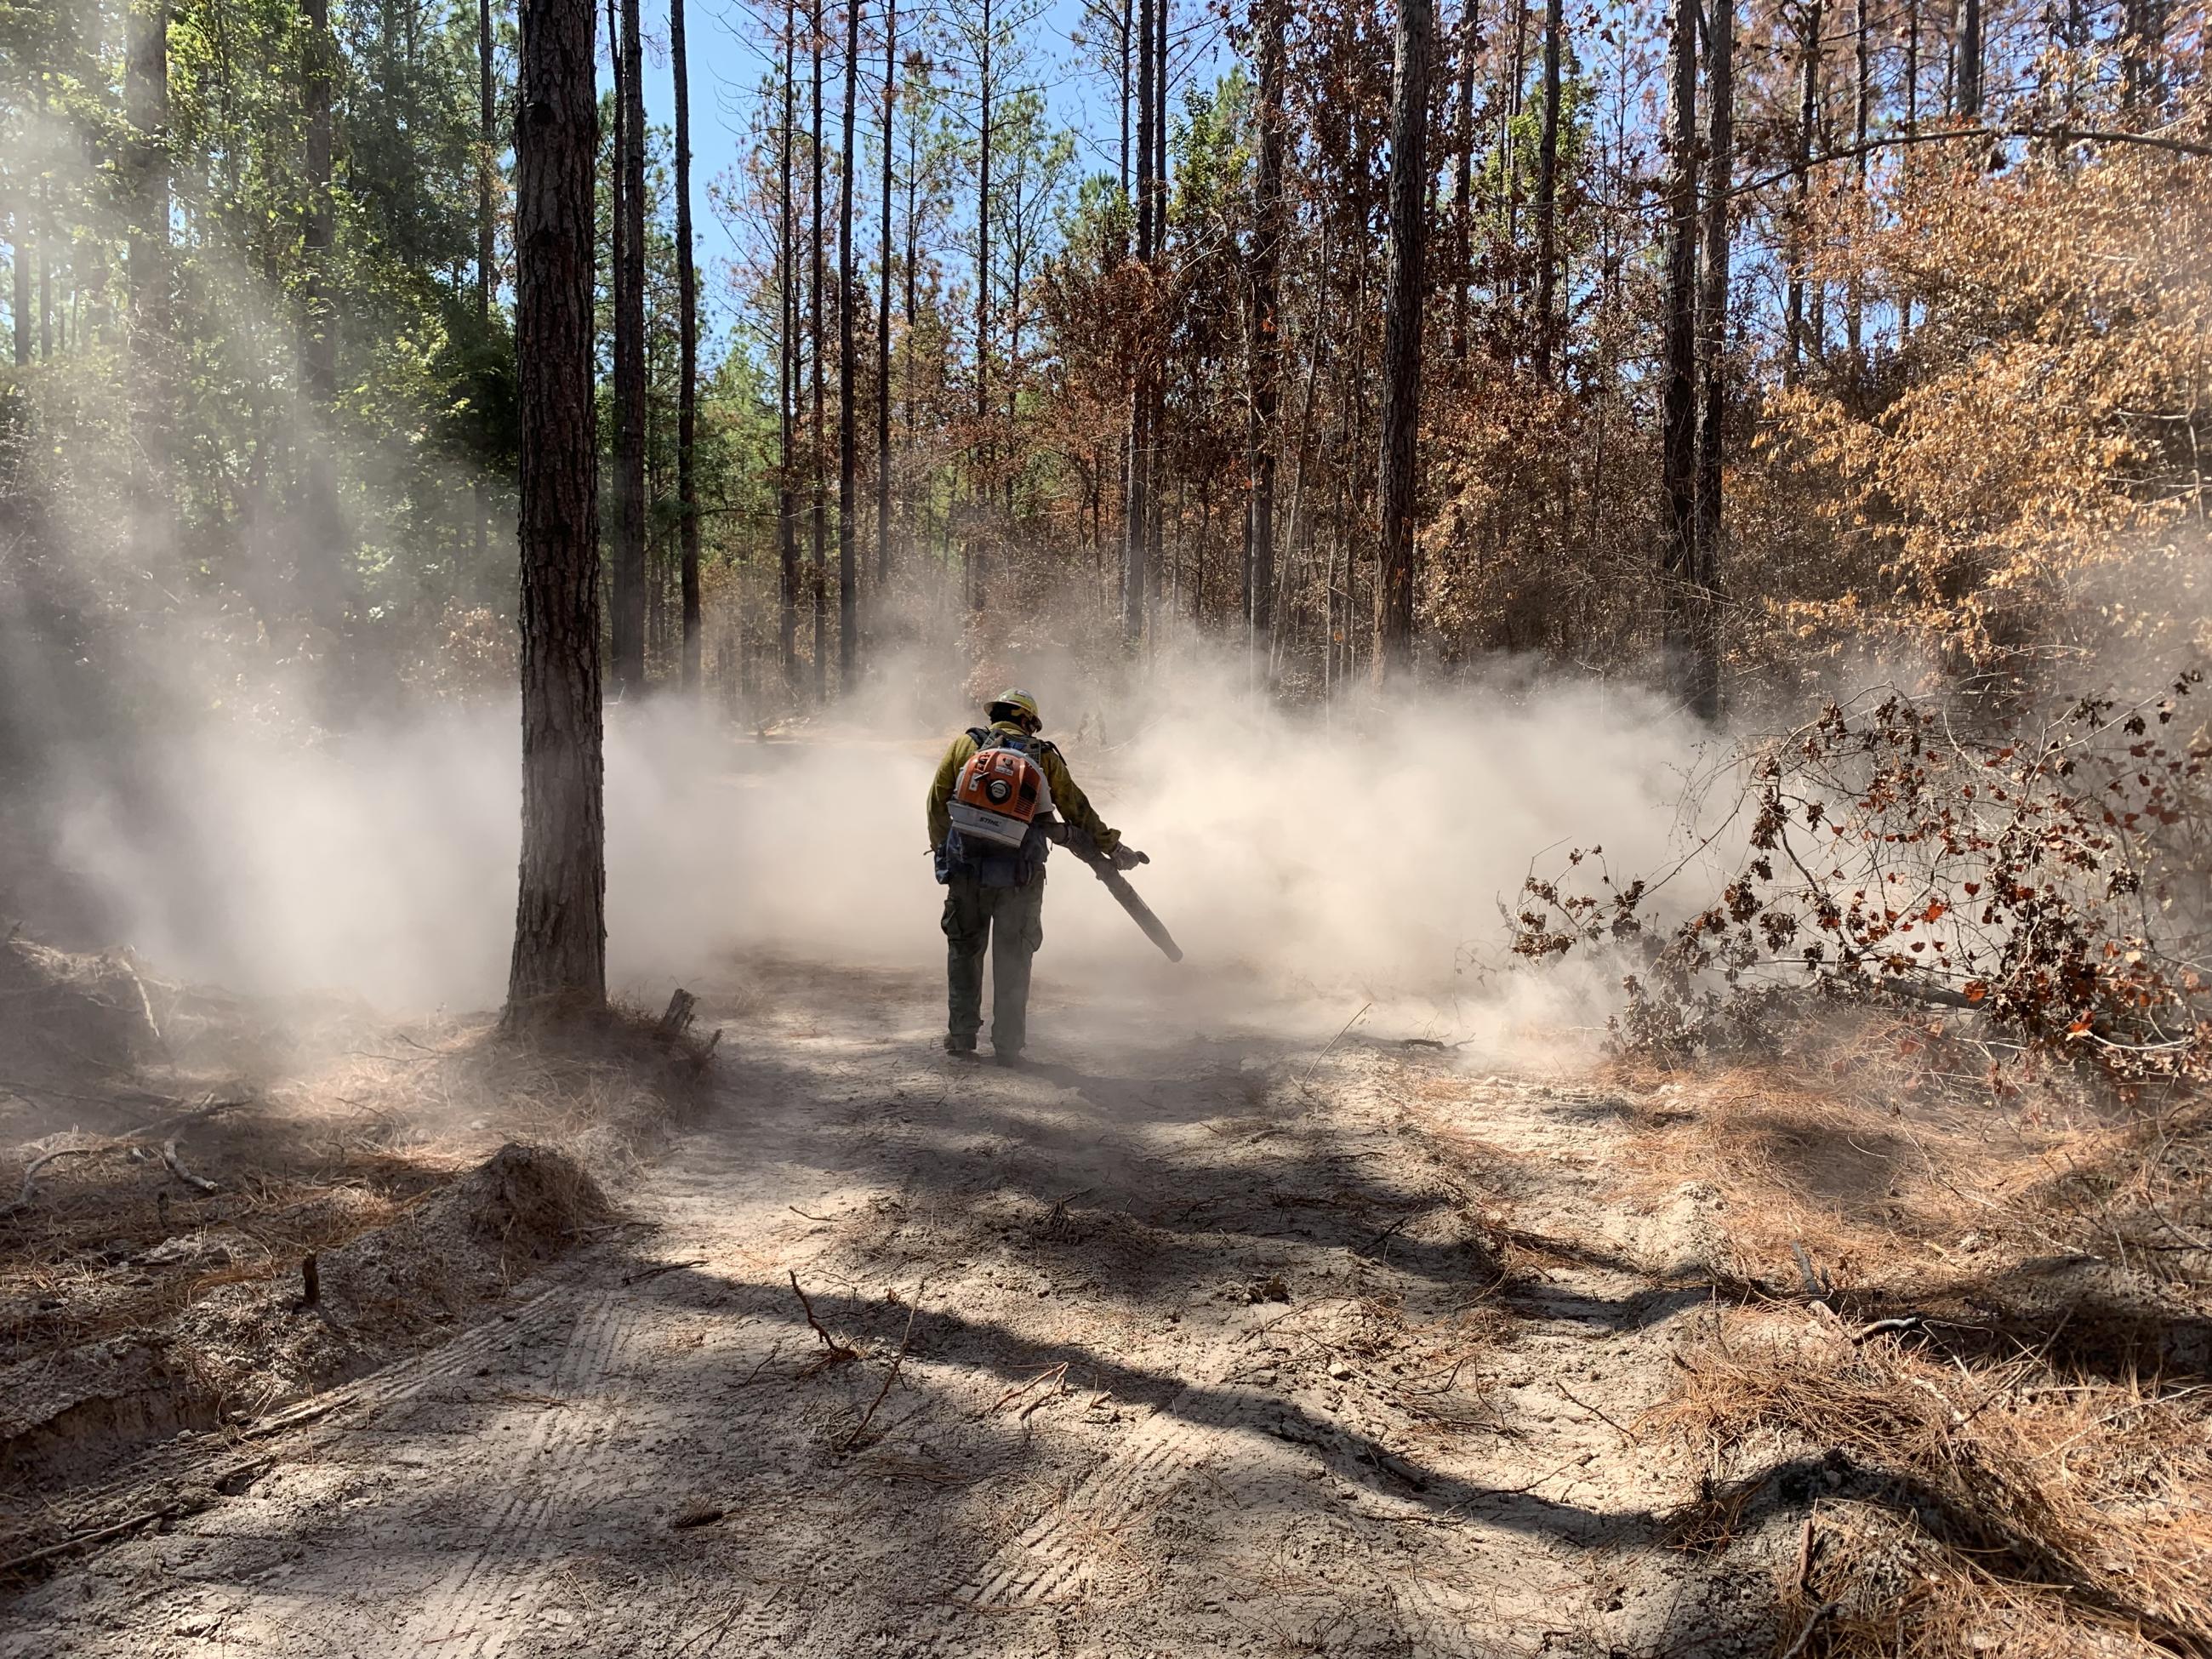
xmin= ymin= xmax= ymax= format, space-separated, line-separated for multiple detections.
xmin=1299 ymin=1001 xmax=1373 ymax=1089
xmin=840 ymin=1294 xmax=923 ymax=1453
xmin=0 ymin=1503 xmax=187 ymax=1577
xmin=623 ymin=1258 xmax=707 ymax=1287
xmin=1850 ymin=1314 xmax=1926 ymax=1345
xmin=989 ymin=1362 xmax=1070 ymax=1417
xmin=788 ymin=1270 xmax=857 ymax=1358
xmin=1777 ymin=1600 xmax=1840 ymax=1659
xmin=2 ymin=1142 xmax=118 ymax=1215
xmin=1554 ymin=1381 xmax=1635 ymax=1445
xmin=161 ymin=1137 xmax=219 ymax=1194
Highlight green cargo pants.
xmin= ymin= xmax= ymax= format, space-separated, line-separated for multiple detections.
xmin=943 ymin=869 xmax=1046 ymax=1053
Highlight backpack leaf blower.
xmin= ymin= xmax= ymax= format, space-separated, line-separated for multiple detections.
xmin=1047 ymin=824 xmax=1184 ymax=964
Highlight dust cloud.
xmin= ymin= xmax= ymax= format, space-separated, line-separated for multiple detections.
xmin=17 ymin=649 xmax=1714 ymax=1037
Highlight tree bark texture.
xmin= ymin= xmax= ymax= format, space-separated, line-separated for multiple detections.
xmin=610 ymin=0 xmax=647 ymax=694
xmin=1246 ymin=0 xmax=1284 ymax=675
xmin=1659 ymin=0 xmax=1698 ymax=687
xmin=9 ymin=200 xmax=27 ymax=367
xmin=1122 ymin=0 xmax=1154 ymax=640
xmin=837 ymin=0 xmax=859 ymax=687
xmin=1958 ymin=0 xmax=1983 ymax=119
xmin=506 ymin=0 xmax=607 ymax=1018
xmin=675 ymin=0 xmax=702 ymax=690
xmin=1531 ymin=0 xmax=1563 ymax=387
xmin=125 ymin=0 xmax=170 ymax=498
xmin=876 ymin=0 xmax=895 ymax=584
xmin=778 ymin=9 xmax=800 ymax=683
xmin=478 ymin=0 xmax=496 ymax=320
xmin=809 ymin=4 xmax=827 ymax=695
xmin=1690 ymin=0 xmax=1732 ymax=723
xmin=301 ymin=0 xmax=336 ymax=400
xmin=1786 ymin=0 xmax=1819 ymax=385
xmin=1376 ymin=0 xmax=1431 ymax=679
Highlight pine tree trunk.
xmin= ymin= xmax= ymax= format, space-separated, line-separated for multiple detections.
xmin=809 ymin=6 xmax=828 ymax=698
xmin=9 ymin=198 xmax=27 ymax=367
xmin=506 ymin=0 xmax=607 ymax=1021
xmin=972 ymin=0 xmax=993 ymax=611
xmin=837 ymin=0 xmax=859 ymax=687
xmin=1143 ymin=0 xmax=1167 ymax=624
xmin=1786 ymin=0 xmax=1819 ymax=385
xmin=1451 ymin=0 xmax=1476 ymax=360
xmin=479 ymin=0 xmax=496 ymax=322
xmin=125 ymin=0 xmax=170 ymax=503
xmin=1690 ymin=0 xmax=1731 ymax=723
xmin=675 ymin=0 xmax=702 ymax=691
xmin=1246 ymin=0 xmax=1284 ymax=676
xmin=1531 ymin=0 xmax=1562 ymax=387
xmin=1376 ymin=0 xmax=1431 ymax=679
xmin=1958 ymin=0 xmax=1982 ymax=119
xmin=1846 ymin=0 xmax=1867 ymax=381
xmin=301 ymin=0 xmax=335 ymax=399
xmin=875 ymin=0 xmax=895 ymax=584
xmin=476 ymin=0 xmax=496 ymax=569
xmin=778 ymin=9 xmax=800 ymax=685
xmin=1659 ymin=0 xmax=1697 ymax=684
xmin=611 ymin=0 xmax=648 ymax=693
xmin=1122 ymin=0 xmax=1154 ymax=640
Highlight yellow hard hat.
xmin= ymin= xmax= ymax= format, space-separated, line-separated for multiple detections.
xmin=990 ymin=687 xmax=1041 ymax=725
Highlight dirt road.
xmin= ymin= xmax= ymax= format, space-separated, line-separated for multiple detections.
xmin=4 ymin=961 xmax=1766 ymax=1657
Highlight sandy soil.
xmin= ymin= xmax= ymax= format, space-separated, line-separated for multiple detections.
xmin=3 ymin=958 xmax=1778 ymax=1658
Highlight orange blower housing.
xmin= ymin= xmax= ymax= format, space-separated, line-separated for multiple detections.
xmin=949 ymin=747 xmax=1053 ymax=850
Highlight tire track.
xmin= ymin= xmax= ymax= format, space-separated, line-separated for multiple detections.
xmin=391 ymin=1295 xmax=641 ymax=1658
xmin=955 ymin=1374 xmax=1267 ymax=1610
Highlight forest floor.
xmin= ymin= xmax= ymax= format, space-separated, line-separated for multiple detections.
xmin=0 ymin=949 xmax=1800 ymax=1658
xmin=5 ymin=945 xmax=2206 ymax=1657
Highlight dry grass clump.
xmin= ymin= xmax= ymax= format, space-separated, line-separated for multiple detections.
xmin=1651 ymin=1317 xmax=2212 ymax=1657
xmin=1603 ymin=1008 xmax=2191 ymax=1297
xmin=0 ymin=1001 xmax=710 ymax=1361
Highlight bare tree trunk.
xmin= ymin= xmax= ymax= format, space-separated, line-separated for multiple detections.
xmin=476 ymin=0 xmax=497 ymax=569
xmin=479 ymin=0 xmax=496 ymax=323
xmin=876 ymin=0 xmax=895 ymax=584
xmin=1246 ymin=0 xmax=1284 ymax=679
xmin=2124 ymin=0 xmax=2170 ymax=115
xmin=778 ymin=8 xmax=800 ymax=686
xmin=9 ymin=199 xmax=26 ymax=367
xmin=610 ymin=0 xmax=647 ymax=693
xmin=1846 ymin=0 xmax=1867 ymax=384
xmin=809 ymin=3 xmax=828 ymax=698
xmin=675 ymin=0 xmax=702 ymax=691
xmin=1144 ymin=0 xmax=1166 ymax=613
xmin=1785 ymin=0 xmax=1819 ymax=386
xmin=1122 ymin=0 xmax=1154 ymax=640
xmin=1958 ymin=0 xmax=1982 ymax=119
xmin=1905 ymin=0 xmax=1919 ymax=131
xmin=126 ymin=0 xmax=170 ymax=505
xmin=301 ymin=0 xmax=335 ymax=399
xmin=1690 ymin=0 xmax=1731 ymax=723
xmin=1659 ymin=0 xmax=1697 ymax=685
xmin=1376 ymin=0 xmax=1431 ymax=679
xmin=1120 ymin=0 xmax=1132 ymax=193
xmin=1531 ymin=0 xmax=1562 ymax=387
xmin=837 ymin=0 xmax=859 ymax=686
xmin=506 ymin=0 xmax=606 ymax=1020
xmin=972 ymin=0 xmax=993 ymax=611
xmin=1451 ymin=0 xmax=1476 ymax=360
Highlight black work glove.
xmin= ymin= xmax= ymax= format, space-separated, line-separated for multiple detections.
xmin=1109 ymin=843 xmax=1149 ymax=870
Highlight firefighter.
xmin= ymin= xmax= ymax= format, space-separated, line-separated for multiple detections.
xmin=926 ymin=688 xmax=1145 ymax=1060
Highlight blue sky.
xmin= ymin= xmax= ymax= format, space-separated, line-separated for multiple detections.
xmin=618 ymin=0 xmax=1230 ymax=335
